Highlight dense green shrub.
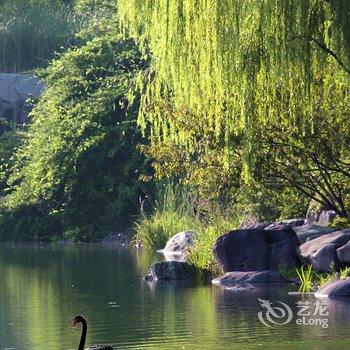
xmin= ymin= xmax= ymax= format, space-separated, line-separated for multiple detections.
xmin=0 ymin=206 xmax=61 ymax=242
xmin=0 ymin=18 xmax=149 ymax=241
xmin=0 ymin=119 xmax=24 ymax=194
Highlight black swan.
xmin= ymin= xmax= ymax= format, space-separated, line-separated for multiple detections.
xmin=72 ymin=315 xmax=114 ymax=350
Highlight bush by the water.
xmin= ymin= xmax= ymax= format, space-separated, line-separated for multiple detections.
xmin=0 ymin=13 xmax=149 ymax=241
xmin=134 ymin=184 xmax=241 ymax=274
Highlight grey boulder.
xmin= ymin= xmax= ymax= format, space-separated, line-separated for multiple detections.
xmin=306 ymin=200 xmax=337 ymax=226
xmin=315 ymin=279 xmax=350 ymax=298
xmin=298 ymin=229 xmax=350 ymax=271
xmin=0 ymin=73 xmax=44 ymax=124
xmin=144 ymin=261 xmax=195 ymax=281
xmin=293 ymin=224 xmax=337 ymax=244
xmin=239 ymin=217 xmax=273 ymax=229
xmin=337 ymin=243 xmax=350 ymax=263
xmin=265 ymin=218 xmax=305 ymax=230
xmin=162 ymin=230 xmax=196 ymax=259
xmin=212 ymin=270 xmax=286 ymax=286
xmin=318 ymin=210 xmax=337 ymax=227
xmin=213 ymin=228 xmax=300 ymax=272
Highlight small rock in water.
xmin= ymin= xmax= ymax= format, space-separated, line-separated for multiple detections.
xmin=315 ymin=278 xmax=350 ymax=298
xmin=212 ymin=270 xmax=286 ymax=286
xmin=144 ymin=261 xmax=195 ymax=281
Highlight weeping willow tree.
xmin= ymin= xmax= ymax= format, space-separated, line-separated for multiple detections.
xmin=118 ymin=0 xmax=350 ymax=219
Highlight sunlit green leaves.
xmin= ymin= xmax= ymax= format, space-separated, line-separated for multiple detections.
xmin=1 ymin=11 xmax=148 ymax=241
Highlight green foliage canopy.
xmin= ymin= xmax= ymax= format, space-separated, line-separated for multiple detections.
xmin=119 ymin=0 xmax=350 ymax=217
xmin=1 ymin=21 xmax=148 ymax=240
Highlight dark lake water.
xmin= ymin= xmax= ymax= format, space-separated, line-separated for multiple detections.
xmin=1 ymin=243 xmax=350 ymax=349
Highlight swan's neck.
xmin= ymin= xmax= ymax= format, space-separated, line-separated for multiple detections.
xmin=78 ymin=318 xmax=87 ymax=350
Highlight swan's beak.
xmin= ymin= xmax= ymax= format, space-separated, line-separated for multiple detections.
xmin=72 ymin=319 xmax=77 ymax=327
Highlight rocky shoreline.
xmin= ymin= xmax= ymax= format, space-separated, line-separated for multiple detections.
xmin=140 ymin=211 xmax=350 ymax=300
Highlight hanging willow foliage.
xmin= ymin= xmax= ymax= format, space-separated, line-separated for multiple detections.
xmin=118 ymin=0 xmax=350 ymax=178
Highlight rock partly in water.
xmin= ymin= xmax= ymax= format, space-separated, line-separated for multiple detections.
xmin=0 ymin=74 xmax=44 ymax=124
xmin=212 ymin=270 xmax=286 ymax=286
xmin=265 ymin=218 xmax=305 ymax=230
xmin=213 ymin=228 xmax=300 ymax=273
xmin=298 ymin=229 xmax=350 ymax=271
xmin=162 ymin=231 xmax=196 ymax=260
xmin=293 ymin=224 xmax=337 ymax=244
xmin=144 ymin=261 xmax=195 ymax=281
xmin=315 ymin=279 xmax=350 ymax=298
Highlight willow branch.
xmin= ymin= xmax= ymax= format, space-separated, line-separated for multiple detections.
xmin=311 ymin=37 xmax=350 ymax=76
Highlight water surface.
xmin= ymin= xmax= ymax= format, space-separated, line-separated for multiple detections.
xmin=0 ymin=243 xmax=350 ymax=349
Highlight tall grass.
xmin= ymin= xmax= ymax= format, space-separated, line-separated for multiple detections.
xmin=134 ymin=185 xmax=201 ymax=249
xmin=340 ymin=266 xmax=350 ymax=279
xmin=295 ymin=265 xmax=350 ymax=292
xmin=188 ymin=216 xmax=240 ymax=274
xmin=0 ymin=0 xmax=81 ymax=72
xmin=316 ymin=266 xmax=350 ymax=288
xmin=296 ymin=265 xmax=314 ymax=292
xmin=317 ymin=272 xmax=338 ymax=289
xmin=134 ymin=184 xmax=240 ymax=275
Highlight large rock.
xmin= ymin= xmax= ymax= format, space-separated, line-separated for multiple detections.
xmin=306 ymin=200 xmax=337 ymax=226
xmin=0 ymin=74 xmax=44 ymax=124
xmin=213 ymin=228 xmax=300 ymax=272
xmin=265 ymin=218 xmax=305 ymax=230
xmin=315 ymin=279 xmax=350 ymax=298
xmin=317 ymin=210 xmax=337 ymax=227
xmin=212 ymin=270 xmax=286 ymax=286
xmin=162 ymin=230 xmax=195 ymax=257
xmin=337 ymin=243 xmax=350 ymax=263
xmin=144 ymin=261 xmax=195 ymax=281
xmin=306 ymin=200 xmax=325 ymax=224
xmin=293 ymin=224 xmax=337 ymax=244
xmin=298 ymin=229 xmax=350 ymax=271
